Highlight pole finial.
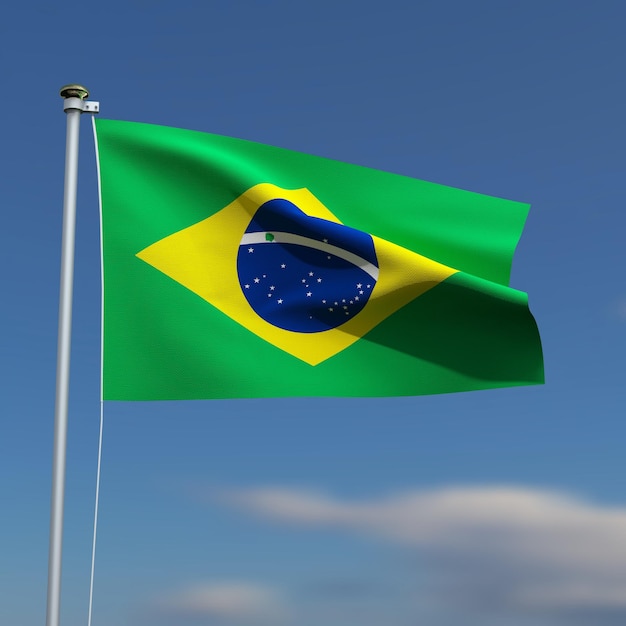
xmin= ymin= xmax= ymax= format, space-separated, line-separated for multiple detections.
xmin=59 ymin=84 xmax=89 ymax=100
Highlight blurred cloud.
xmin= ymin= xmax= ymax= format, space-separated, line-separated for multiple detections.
xmin=219 ymin=485 xmax=626 ymax=617
xmin=153 ymin=581 xmax=290 ymax=625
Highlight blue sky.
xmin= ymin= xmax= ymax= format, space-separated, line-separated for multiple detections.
xmin=1 ymin=1 xmax=625 ymax=625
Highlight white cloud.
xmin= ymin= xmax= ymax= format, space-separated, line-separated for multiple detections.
xmin=156 ymin=581 xmax=289 ymax=624
xmin=220 ymin=485 xmax=626 ymax=613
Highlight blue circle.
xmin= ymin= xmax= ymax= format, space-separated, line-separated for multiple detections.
xmin=237 ymin=199 xmax=378 ymax=333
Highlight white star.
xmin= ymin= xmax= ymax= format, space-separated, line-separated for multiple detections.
xmin=343 ymin=305 xmax=348 ymax=310
xmin=306 ymin=292 xmax=312 ymax=297
xmin=281 ymin=264 xmax=286 ymax=269
xmin=367 ymin=284 xmax=371 ymax=288
xmin=277 ymin=299 xmax=283 ymax=304
xmin=248 ymin=247 xmax=254 ymax=253
xmin=323 ymin=238 xmax=328 ymax=243
xmin=263 ymin=274 xmax=267 ymax=278
xmin=359 ymin=290 xmax=364 ymax=295
xmin=322 ymin=299 xmax=326 ymax=304
xmin=308 ymin=271 xmax=314 ymax=276
xmin=317 ymin=278 xmax=322 ymax=283
xmin=270 ymin=285 xmax=275 ymax=290
xmin=302 ymin=279 xmax=306 ymax=283
xmin=342 ymin=299 xmax=346 ymax=303
xmin=350 ymin=300 xmax=353 ymax=304
xmin=267 ymin=293 xmax=272 ymax=297
xmin=345 ymin=311 xmax=349 ymax=315
xmin=329 ymin=307 xmax=334 ymax=312
xmin=244 ymin=284 xmax=250 ymax=289
xmin=254 ymin=277 xmax=260 ymax=283
xmin=357 ymin=283 xmax=362 ymax=288
xmin=355 ymin=296 xmax=359 ymax=301
xmin=327 ymin=255 xmax=331 ymax=259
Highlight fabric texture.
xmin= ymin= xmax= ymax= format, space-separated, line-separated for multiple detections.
xmin=94 ymin=119 xmax=543 ymax=400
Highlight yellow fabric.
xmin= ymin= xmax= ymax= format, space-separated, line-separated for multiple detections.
xmin=137 ymin=184 xmax=456 ymax=365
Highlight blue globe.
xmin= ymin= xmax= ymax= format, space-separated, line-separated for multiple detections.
xmin=237 ymin=199 xmax=379 ymax=333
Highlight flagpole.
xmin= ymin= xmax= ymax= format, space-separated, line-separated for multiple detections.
xmin=46 ymin=85 xmax=99 ymax=626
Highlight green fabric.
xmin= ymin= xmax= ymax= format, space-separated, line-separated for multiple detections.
xmin=95 ymin=118 xmax=543 ymax=400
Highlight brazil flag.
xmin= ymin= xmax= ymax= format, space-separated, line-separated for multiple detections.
xmin=94 ymin=119 xmax=543 ymax=400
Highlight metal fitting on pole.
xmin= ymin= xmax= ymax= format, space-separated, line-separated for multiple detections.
xmin=60 ymin=84 xmax=100 ymax=113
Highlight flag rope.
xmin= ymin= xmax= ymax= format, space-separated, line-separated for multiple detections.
xmin=87 ymin=402 xmax=104 ymax=626
xmin=87 ymin=114 xmax=105 ymax=626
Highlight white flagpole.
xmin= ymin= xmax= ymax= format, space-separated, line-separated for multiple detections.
xmin=46 ymin=85 xmax=99 ymax=626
